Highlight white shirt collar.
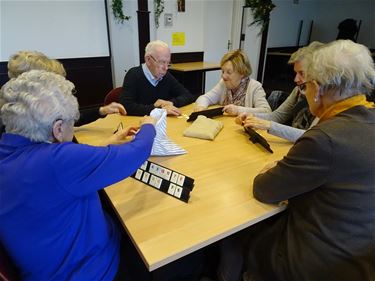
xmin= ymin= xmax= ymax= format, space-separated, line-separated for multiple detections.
xmin=142 ymin=63 xmax=163 ymax=86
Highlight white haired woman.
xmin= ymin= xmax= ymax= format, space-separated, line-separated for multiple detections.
xmin=218 ymin=40 xmax=375 ymax=281
xmin=235 ymin=42 xmax=324 ymax=142
xmin=0 ymin=50 xmax=127 ymax=137
xmin=0 ymin=70 xmax=156 ymax=280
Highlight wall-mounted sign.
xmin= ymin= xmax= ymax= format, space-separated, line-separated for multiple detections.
xmin=172 ymin=32 xmax=185 ymax=46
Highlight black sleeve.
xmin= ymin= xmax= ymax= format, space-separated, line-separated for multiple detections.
xmin=166 ymin=73 xmax=196 ymax=107
xmin=253 ymin=128 xmax=332 ymax=204
xmin=119 ymin=68 xmax=155 ymax=116
xmin=75 ymin=107 xmax=102 ymax=126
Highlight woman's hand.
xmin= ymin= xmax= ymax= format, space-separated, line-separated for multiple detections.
xmin=140 ymin=116 xmax=157 ymax=126
xmin=193 ymin=105 xmax=207 ymax=112
xmin=223 ymin=104 xmax=239 ymax=116
xmin=243 ymin=116 xmax=271 ymax=131
xmin=102 ymin=126 xmax=139 ymax=145
xmin=99 ymin=102 xmax=127 ymax=116
xmin=235 ymin=113 xmax=251 ymax=125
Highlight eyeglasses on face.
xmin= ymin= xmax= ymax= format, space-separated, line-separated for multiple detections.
xmin=149 ymin=55 xmax=171 ymax=67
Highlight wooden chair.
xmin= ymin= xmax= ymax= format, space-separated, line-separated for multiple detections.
xmin=0 ymin=243 xmax=20 ymax=281
xmin=104 ymin=87 xmax=123 ymax=105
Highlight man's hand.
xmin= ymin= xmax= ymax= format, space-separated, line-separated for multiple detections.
xmin=162 ymin=104 xmax=181 ymax=116
xmin=154 ymin=99 xmax=173 ymax=108
xmin=223 ymin=104 xmax=239 ymax=116
xmin=243 ymin=116 xmax=271 ymax=131
xmin=99 ymin=102 xmax=127 ymax=116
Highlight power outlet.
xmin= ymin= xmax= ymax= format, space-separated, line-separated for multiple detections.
xmin=164 ymin=13 xmax=173 ymax=27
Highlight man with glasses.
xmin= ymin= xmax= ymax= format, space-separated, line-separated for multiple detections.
xmin=235 ymin=42 xmax=323 ymax=142
xmin=120 ymin=40 xmax=195 ymax=116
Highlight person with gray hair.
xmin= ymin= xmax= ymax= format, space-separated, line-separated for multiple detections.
xmin=119 ymin=40 xmax=195 ymax=116
xmin=217 ymin=39 xmax=375 ymax=281
xmin=235 ymin=41 xmax=323 ymax=142
xmin=0 ymin=50 xmax=127 ymax=137
xmin=0 ymin=70 xmax=156 ymax=281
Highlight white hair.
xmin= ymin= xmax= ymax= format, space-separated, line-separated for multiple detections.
xmin=305 ymin=40 xmax=375 ymax=99
xmin=145 ymin=40 xmax=169 ymax=56
xmin=1 ymin=70 xmax=79 ymax=142
xmin=288 ymin=41 xmax=324 ymax=64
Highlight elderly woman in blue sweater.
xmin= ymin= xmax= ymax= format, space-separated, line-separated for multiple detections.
xmin=0 ymin=70 xmax=156 ymax=281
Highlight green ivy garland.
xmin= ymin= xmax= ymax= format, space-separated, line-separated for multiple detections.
xmin=245 ymin=0 xmax=275 ymax=31
xmin=111 ymin=0 xmax=131 ymax=23
xmin=154 ymin=0 xmax=165 ymax=28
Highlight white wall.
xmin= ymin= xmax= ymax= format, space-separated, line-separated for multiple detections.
xmin=202 ymin=0 xmax=234 ymax=91
xmin=268 ymin=0 xmax=375 ymax=48
xmin=241 ymin=8 xmax=263 ymax=80
xmin=155 ymin=0 xmax=204 ymax=52
xmin=1 ymin=0 xmax=109 ymax=61
xmin=3 ymin=0 xmax=372 ymax=89
xmin=108 ymin=0 xmax=233 ymax=91
xmin=106 ymin=0 xmax=140 ymax=87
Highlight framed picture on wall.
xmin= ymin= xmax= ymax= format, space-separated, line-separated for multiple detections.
xmin=178 ymin=0 xmax=185 ymax=12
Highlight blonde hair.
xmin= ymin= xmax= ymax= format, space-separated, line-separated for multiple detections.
xmin=7 ymin=51 xmax=66 ymax=78
xmin=220 ymin=50 xmax=252 ymax=77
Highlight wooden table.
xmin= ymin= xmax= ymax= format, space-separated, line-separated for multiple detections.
xmin=169 ymin=61 xmax=220 ymax=96
xmin=169 ymin=62 xmax=220 ymax=72
xmin=74 ymin=105 xmax=292 ymax=271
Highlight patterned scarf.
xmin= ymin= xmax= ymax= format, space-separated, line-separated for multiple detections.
xmin=222 ymin=77 xmax=250 ymax=106
xmin=291 ymin=90 xmax=315 ymax=129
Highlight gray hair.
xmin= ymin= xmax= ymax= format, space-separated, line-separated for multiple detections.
xmin=7 ymin=50 xmax=66 ymax=78
xmin=288 ymin=41 xmax=324 ymax=64
xmin=305 ymin=40 xmax=375 ymax=99
xmin=145 ymin=40 xmax=169 ymax=56
xmin=1 ymin=70 xmax=79 ymax=142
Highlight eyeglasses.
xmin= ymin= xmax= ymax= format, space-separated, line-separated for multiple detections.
xmin=113 ymin=122 xmax=123 ymax=134
xmin=298 ymin=81 xmax=313 ymax=95
xmin=149 ymin=55 xmax=171 ymax=67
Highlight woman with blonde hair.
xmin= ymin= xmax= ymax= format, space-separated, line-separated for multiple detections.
xmin=194 ymin=50 xmax=271 ymax=115
xmin=7 ymin=50 xmax=66 ymax=78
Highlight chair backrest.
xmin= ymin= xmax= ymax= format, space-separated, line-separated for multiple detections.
xmin=267 ymin=90 xmax=289 ymax=111
xmin=104 ymin=87 xmax=123 ymax=105
xmin=336 ymin=18 xmax=359 ymax=42
xmin=0 ymin=243 xmax=20 ymax=281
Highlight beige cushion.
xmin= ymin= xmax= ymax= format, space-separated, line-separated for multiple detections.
xmin=183 ymin=115 xmax=223 ymax=140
